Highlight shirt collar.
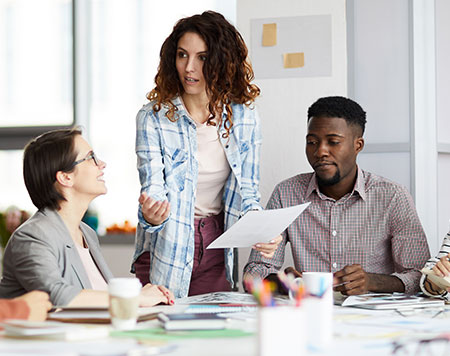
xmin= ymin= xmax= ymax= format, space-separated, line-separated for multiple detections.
xmin=175 ymin=95 xmax=227 ymax=132
xmin=306 ymin=166 xmax=367 ymax=202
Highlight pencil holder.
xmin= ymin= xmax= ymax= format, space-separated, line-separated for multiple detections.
xmin=257 ymin=306 xmax=305 ymax=356
xmin=302 ymin=272 xmax=333 ymax=349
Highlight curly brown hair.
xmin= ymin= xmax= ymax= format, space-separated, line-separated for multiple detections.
xmin=147 ymin=11 xmax=260 ymax=138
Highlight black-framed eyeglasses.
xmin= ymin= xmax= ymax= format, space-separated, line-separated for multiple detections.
xmin=71 ymin=151 xmax=100 ymax=168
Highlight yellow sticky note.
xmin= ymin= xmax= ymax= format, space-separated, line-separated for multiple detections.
xmin=262 ymin=23 xmax=277 ymax=46
xmin=283 ymin=52 xmax=305 ymax=68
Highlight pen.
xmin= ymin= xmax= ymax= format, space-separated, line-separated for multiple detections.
xmin=218 ymin=304 xmax=258 ymax=307
xmin=333 ymin=281 xmax=349 ymax=288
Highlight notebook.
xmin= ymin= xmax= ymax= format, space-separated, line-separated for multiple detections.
xmin=158 ymin=313 xmax=227 ymax=331
xmin=185 ymin=304 xmax=258 ymax=314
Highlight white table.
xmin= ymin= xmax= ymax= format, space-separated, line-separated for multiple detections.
xmin=1 ymin=304 xmax=449 ymax=356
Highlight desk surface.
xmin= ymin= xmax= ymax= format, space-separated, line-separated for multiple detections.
xmin=1 ymin=304 xmax=449 ymax=355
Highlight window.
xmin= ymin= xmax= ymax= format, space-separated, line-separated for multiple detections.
xmin=0 ymin=0 xmax=73 ymax=131
xmin=0 ymin=0 xmax=73 ymax=215
xmin=0 ymin=0 xmax=236 ymax=231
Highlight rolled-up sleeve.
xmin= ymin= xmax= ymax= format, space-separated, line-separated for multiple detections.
xmin=136 ymin=108 xmax=169 ymax=233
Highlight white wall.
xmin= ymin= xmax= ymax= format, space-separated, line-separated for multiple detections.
xmin=236 ymin=0 xmax=347 ymax=283
xmin=436 ymin=0 xmax=450 ymax=249
xmin=348 ymin=0 xmax=412 ymax=191
xmin=347 ymin=0 xmax=450 ymax=256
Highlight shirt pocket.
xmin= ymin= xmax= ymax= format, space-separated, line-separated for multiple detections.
xmin=164 ymin=146 xmax=188 ymax=192
xmin=240 ymin=141 xmax=250 ymax=154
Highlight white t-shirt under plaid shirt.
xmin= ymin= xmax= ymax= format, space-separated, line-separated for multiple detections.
xmin=244 ymin=167 xmax=431 ymax=294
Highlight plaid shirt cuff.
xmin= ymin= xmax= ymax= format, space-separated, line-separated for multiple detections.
xmin=392 ymin=270 xmax=422 ymax=294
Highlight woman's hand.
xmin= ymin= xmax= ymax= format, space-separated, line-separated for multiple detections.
xmin=15 ymin=291 xmax=52 ymax=321
xmin=425 ymin=253 xmax=450 ymax=294
xmin=139 ymin=284 xmax=174 ymax=307
xmin=252 ymin=235 xmax=283 ymax=259
xmin=432 ymin=253 xmax=450 ymax=278
xmin=139 ymin=192 xmax=170 ymax=226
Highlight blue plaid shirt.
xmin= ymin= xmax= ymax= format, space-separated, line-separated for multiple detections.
xmin=133 ymin=96 xmax=262 ymax=297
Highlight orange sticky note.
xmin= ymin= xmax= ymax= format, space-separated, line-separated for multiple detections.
xmin=262 ymin=23 xmax=277 ymax=46
xmin=283 ymin=52 xmax=305 ymax=68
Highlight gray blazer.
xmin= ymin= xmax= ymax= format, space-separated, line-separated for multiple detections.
xmin=0 ymin=208 xmax=113 ymax=306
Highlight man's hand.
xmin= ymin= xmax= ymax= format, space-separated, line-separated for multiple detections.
xmin=333 ymin=264 xmax=405 ymax=295
xmin=15 ymin=291 xmax=52 ymax=321
xmin=284 ymin=266 xmax=302 ymax=278
xmin=333 ymin=264 xmax=370 ymax=295
xmin=252 ymin=235 xmax=283 ymax=258
xmin=260 ymin=267 xmax=302 ymax=295
xmin=139 ymin=192 xmax=170 ymax=226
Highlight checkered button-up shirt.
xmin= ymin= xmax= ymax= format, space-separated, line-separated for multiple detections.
xmin=244 ymin=167 xmax=430 ymax=294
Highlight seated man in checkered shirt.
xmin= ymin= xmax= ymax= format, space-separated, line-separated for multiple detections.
xmin=244 ymin=96 xmax=430 ymax=295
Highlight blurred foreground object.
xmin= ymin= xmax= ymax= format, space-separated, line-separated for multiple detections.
xmin=106 ymin=220 xmax=136 ymax=234
xmin=0 ymin=206 xmax=30 ymax=248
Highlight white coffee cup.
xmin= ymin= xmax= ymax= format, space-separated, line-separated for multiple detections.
xmin=108 ymin=278 xmax=142 ymax=330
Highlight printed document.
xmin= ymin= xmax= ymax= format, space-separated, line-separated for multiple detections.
xmin=207 ymin=202 xmax=310 ymax=249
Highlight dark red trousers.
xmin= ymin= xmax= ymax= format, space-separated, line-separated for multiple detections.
xmin=134 ymin=212 xmax=231 ymax=296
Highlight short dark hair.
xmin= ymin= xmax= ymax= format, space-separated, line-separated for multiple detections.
xmin=307 ymin=96 xmax=367 ymax=136
xmin=23 ymin=128 xmax=82 ymax=210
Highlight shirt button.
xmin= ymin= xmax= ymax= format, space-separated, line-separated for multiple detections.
xmin=332 ymin=262 xmax=337 ymax=268
xmin=225 ymin=145 xmax=229 ymax=149
xmin=200 ymin=222 xmax=205 ymax=228
xmin=232 ymin=164 xmax=236 ymax=168
xmin=331 ymin=230 xmax=337 ymax=237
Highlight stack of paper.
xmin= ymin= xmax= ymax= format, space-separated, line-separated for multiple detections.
xmin=158 ymin=313 xmax=227 ymax=331
xmin=47 ymin=305 xmax=187 ymax=323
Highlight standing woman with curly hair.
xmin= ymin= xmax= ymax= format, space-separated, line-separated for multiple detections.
xmin=133 ymin=11 xmax=282 ymax=298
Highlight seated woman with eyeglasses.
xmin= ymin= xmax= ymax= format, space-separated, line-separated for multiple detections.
xmin=0 ymin=128 xmax=174 ymax=307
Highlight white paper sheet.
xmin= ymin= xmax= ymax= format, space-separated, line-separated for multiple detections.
xmin=207 ymin=202 xmax=310 ymax=249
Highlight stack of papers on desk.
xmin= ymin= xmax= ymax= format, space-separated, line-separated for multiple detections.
xmin=340 ymin=293 xmax=445 ymax=310
xmin=158 ymin=313 xmax=227 ymax=331
xmin=0 ymin=320 xmax=109 ymax=340
xmin=48 ymin=305 xmax=187 ymax=323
